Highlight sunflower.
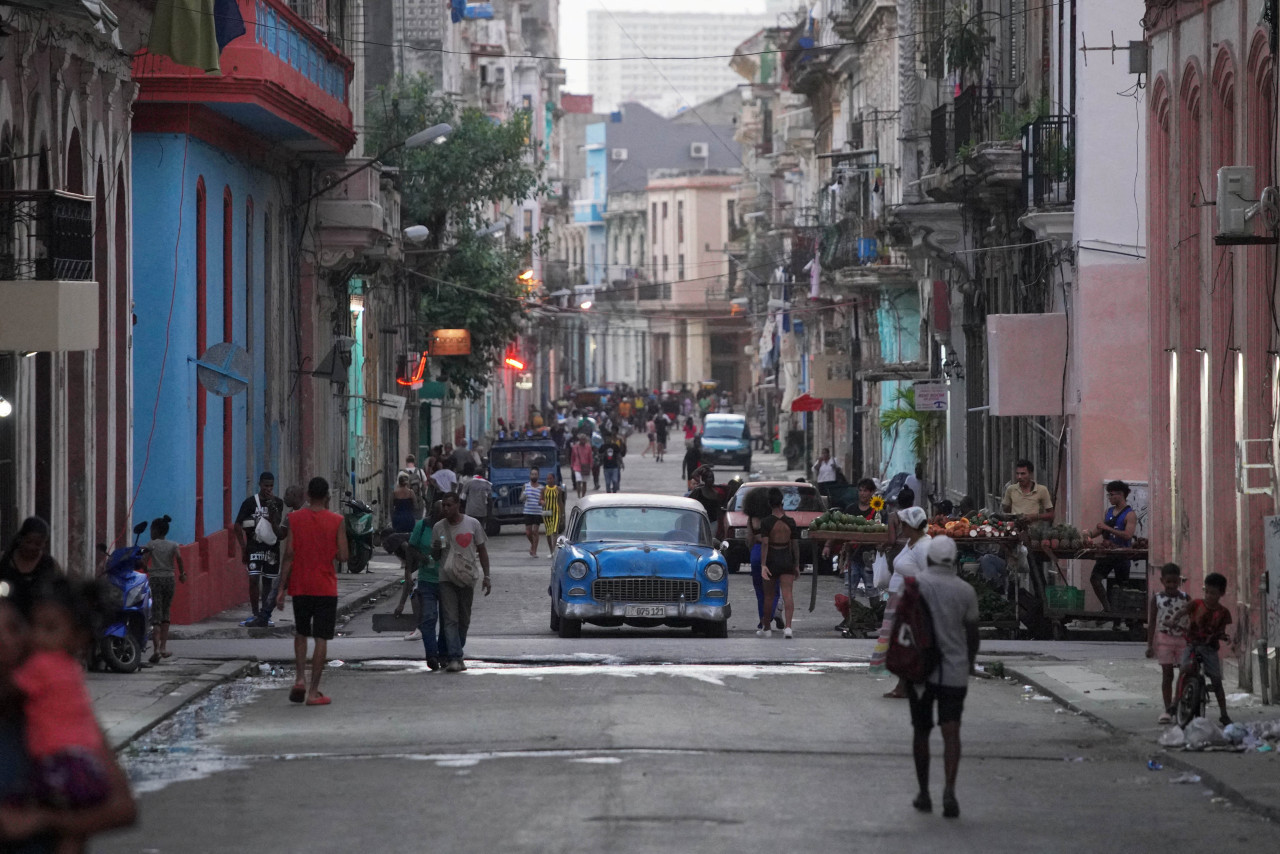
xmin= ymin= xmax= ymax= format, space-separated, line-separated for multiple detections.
xmin=869 ymin=495 xmax=885 ymax=512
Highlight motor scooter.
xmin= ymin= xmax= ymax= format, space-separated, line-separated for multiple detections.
xmin=95 ymin=521 xmax=153 ymax=673
xmin=342 ymin=494 xmax=377 ymax=573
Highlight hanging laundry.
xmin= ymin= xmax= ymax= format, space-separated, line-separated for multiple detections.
xmin=150 ymin=0 xmax=221 ymax=73
xmin=804 ymin=244 xmax=821 ymax=300
xmin=214 ymin=0 xmax=246 ymax=51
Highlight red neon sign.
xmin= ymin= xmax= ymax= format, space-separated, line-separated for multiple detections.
xmin=396 ymin=352 xmax=428 ymax=386
xmin=504 ymin=356 xmax=525 ymax=370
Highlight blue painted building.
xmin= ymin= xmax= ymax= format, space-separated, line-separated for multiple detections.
xmin=576 ymin=122 xmax=608 ymax=287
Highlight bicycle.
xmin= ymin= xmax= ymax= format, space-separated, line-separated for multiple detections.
xmin=1174 ymin=646 xmax=1209 ymax=728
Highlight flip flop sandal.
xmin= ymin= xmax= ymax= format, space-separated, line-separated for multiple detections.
xmin=288 ymin=684 xmax=306 ymax=704
xmin=306 ymin=694 xmax=332 ymax=706
xmin=148 ymin=652 xmax=161 ymax=664
xmin=160 ymin=651 xmax=173 ymax=658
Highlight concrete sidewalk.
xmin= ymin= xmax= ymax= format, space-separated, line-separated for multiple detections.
xmin=1006 ymin=654 xmax=1280 ymax=822
xmin=89 ymin=554 xmax=404 ymax=748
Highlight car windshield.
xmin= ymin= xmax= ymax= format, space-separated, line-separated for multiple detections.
xmin=730 ymin=485 xmax=824 ymax=513
xmin=489 ymin=448 xmax=555 ymax=469
xmin=702 ymin=422 xmax=746 ymax=440
xmin=575 ymin=506 xmax=709 ymax=545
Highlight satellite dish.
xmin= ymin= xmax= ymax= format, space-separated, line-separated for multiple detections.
xmin=196 ymin=342 xmax=251 ymax=397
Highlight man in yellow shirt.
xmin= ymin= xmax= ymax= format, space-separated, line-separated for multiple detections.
xmin=1000 ymin=459 xmax=1054 ymax=524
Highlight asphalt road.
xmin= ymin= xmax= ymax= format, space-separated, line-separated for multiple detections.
xmin=98 ymin=437 xmax=1272 ymax=852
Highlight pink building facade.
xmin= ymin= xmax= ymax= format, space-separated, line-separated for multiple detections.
xmin=1144 ymin=0 xmax=1277 ymax=686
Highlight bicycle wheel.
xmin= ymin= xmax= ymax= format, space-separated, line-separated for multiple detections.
xmin=1175 ymin=674 xmax=1204 ymax=728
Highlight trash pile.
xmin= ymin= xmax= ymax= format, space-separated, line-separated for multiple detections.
xmin=1158 ymin=717 xmax=1280 ymax=752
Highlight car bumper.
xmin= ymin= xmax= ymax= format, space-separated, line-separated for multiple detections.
xmin=558 ymin=600 xmax=730 ymax=622
xmin=701 ymin=450 xmax=750 ymax=464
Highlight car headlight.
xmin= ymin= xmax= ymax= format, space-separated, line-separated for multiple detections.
xmin=705 ymin=563 xmax=725 ymax=582
xmin=566 ymin=560 xmax=589 ymax=580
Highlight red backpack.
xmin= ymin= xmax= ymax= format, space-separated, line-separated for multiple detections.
xmin=887 ymin=576 xmax=941 ymax=683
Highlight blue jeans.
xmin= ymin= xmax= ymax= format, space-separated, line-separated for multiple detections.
xmin=437 ymin=581 xmax=475 ymax=661
xmin=603 ymin=467 xmax=621 ymax=492
xmin=416 ymin=583 xmax=440 ymax=660
xmin=846 ymin=552 xmax=874 ymax=598
xmin=749 ymin=543 xmax=778 ymax=625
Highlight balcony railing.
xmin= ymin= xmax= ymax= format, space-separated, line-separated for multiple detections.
xmin=133 ymin=0 xmax=355 ymax=154
xmin=0 ymin=190 xmax=98 ymax=351
xmin=929 ymin=104 xmax=950 ymax=168
xmin=1023 ymin=115 xmax=1075 ymax=208
xmin=0 ymin=191 xmax=93 ymax=281
xmin=952 ymin=85 xmax=1020 ymax=154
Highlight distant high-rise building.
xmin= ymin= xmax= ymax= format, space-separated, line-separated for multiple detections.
xmin=587 ymin=7 xmax=789 ymax=116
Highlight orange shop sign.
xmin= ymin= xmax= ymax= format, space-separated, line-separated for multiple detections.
xmin=430 ymin=329 xmax=471 ymax=356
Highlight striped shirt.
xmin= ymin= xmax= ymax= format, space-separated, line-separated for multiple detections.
xmin=522 ymin=483 xmax=543 ymax=515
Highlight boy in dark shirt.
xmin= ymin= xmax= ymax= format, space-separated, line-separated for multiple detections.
xmin=1181 ymin=572 xmax=1234 ymax=726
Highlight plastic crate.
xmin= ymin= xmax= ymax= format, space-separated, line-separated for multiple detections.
xmin=1109 ymin=588 xmax=1147 ymax=613
xmin=1045 ymin=586 xmax=1085 ymax=612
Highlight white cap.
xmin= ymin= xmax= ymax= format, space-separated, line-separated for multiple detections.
xmin=896 ymin=506 xmax=927 ymax=530
xmin=927 ymin=535 xmax=958 ymax=567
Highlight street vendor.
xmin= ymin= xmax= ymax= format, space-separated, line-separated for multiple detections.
xmin=1086 ymin=480 xmax=1137 ymax=609
xmin=1000 ymin=459 xmax=1054 ymax=525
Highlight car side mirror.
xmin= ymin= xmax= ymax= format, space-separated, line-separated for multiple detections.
xmin=556 ymin=536 xmax=568 ymax=549
xmin=720 ymin=540 xmax=730 ymax=551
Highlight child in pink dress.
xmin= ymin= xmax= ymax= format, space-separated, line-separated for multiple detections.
xmin=11 ymin=576 xmax=110 ymax=824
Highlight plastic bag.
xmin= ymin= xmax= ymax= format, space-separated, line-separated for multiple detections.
xmin=872 ymin=552 xmax=891 ymax=591
xmin=1183 ymin=717 xmax=1227 ymax=751
xmin=1157 ymin=726 xmax=1186 ymax=748
xmin=253 ymin=495 xmax=277 ymax=546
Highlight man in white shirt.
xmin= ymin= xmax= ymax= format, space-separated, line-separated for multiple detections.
xmin=812 ymin=448 xmax=840 ymax=498
xmin=908 ymin=536 xmax=979 ymax=820
xmin=430 ymin=459 xmax=459 ymax=495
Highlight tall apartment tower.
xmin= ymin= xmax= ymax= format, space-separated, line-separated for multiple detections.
xmin=587 ymin=3 xmax=794 ymax=116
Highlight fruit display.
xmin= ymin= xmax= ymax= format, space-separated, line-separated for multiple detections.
xmin=1027 ymin=523 xmax=1087 ymax=550
xmin=927 ymin=513 xmax=1017 ymax=539
xmin=809 ymin=510 xmax=888 ymax=534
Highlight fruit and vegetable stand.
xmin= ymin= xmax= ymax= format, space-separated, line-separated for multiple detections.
xmin=805 ymin=511 xmax=1150 ymax=639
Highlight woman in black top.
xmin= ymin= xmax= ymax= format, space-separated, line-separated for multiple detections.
xmin=0 ymin=517 xmax=62 ymax=618
xmin=760 ymin=488 xmax=800 ymax=638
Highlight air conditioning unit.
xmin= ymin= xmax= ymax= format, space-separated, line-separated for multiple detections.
xmin=611 ymin=148 xmax=628 ymax=161
xmin=690 ymin=142 xmax=709 ymax=158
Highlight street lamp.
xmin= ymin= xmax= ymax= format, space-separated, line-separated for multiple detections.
xmin=403 ymin=225 xmax=430 ymax=243
xmin=298 ymin=123 xmax=453 ymax=207
xmin=0 ymin=395 xmax=11 ymax=418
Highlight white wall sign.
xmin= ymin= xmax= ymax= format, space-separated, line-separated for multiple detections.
xmin=913 ymin=382 xmax=947 ymax=411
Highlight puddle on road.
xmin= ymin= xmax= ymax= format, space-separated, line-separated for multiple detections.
xmin=350 ymin=660 xmax=868 ymax=686
xmin=120 ymin=671 xmax=287 ymax=794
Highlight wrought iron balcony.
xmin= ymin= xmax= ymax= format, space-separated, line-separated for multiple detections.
xmin=1023 ymin=115 xmax=1075 ymax=208
xmin=0 ymin=190 xmax=98 ymax=351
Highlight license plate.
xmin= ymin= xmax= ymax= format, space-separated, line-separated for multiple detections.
xmin=624 ymin=605 xmax=668 ymax=618
xmin=734 ymin=528 xmax=748 ymax=538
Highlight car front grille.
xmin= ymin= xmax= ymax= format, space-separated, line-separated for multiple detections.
xmin=592 ymin=578 xmax=700 ymax=602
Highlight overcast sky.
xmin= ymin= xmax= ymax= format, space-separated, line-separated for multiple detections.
xmin=560 ymin=0 xmax=773 ymax=95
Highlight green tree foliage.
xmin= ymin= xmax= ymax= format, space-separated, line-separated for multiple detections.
xmin=879 ymin=386 xmax=944 ymax=462
xmin=367 ymin=75 xmax=546 ymax=397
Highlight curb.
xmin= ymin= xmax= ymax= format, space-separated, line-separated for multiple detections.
xmin=105 ymin=659 xmax=257 ymax=752
xmin=169 ymin=575 xmax=405 ymax=640
xmin=1005 ymin=664 xmax=1280 ymax=824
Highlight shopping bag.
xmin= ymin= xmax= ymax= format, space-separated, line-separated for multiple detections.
xmin=871 ymin=552 xmax=891 ymax=591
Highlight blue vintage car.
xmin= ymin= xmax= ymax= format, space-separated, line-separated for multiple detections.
xmin=485 ymin=438 xmax=560 ymax=536
xmin=548 ymin=494 xmax=731 ymax=638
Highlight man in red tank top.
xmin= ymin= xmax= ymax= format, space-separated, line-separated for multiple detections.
xmin=276 ymin=477 xmax=349 ymax=706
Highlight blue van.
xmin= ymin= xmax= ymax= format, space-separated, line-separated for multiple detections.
xmin=485 ymin=438 xmax=560 ymax=535
xmin=699 ymin=413 xmax=752 ymax=471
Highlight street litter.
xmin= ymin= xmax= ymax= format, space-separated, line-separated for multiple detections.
xmin=1224 ymin=692 xmax=1256 ymax=707
xmin=1147 ymin=760 xmax=1163 ymax=771
xmin=1222 ymin=723 xmax=1248 ymax=744
xmin=1169 ymin=773 xmax=1201 ymax=784
xmin=1183 ymin=717 xmax=1229 ymax=751
xmin=328 ymin=660 xmax=345 ymax=667
xmin=1158 ymin=726 xmax=1186 ymax=748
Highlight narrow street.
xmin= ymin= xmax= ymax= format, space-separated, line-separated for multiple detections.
xmin=96 ymin=442 xmax=1275 ymax=852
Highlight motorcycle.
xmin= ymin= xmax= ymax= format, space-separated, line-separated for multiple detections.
xmin=95 ymin=521 xmax=153 ymax=673
xmin=342 ymin=494 xmax=377 ymax=573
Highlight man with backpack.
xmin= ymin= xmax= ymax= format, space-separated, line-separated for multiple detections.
xmin=890 ymin=535 xmax=979 ymax=820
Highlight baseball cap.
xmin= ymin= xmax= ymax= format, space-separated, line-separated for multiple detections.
xmin=926 ymin=535 xmax=958 ymax=567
